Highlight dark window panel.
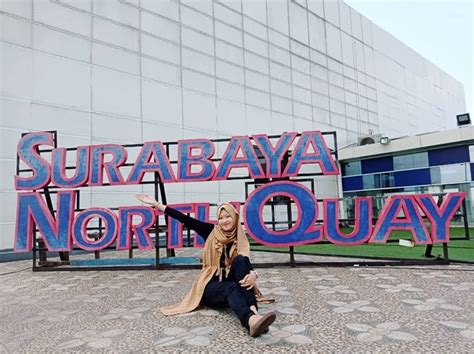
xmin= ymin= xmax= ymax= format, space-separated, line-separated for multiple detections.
xmin=394 ymin=168 xmax=431 ymax=187
xmin=361 ymin=156 xmax=394 ymax=174
xmin=428 ymin=146 xmax=470 ymax=166
xmin=342 ymin=176 xmax=363 ymax=191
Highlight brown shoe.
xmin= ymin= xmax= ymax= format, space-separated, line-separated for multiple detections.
xmin=248 ymin=312 xmax=276 ymax=337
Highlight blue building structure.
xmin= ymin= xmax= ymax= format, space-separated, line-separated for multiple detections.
xmin=339 ymin=126 xmax=474 ymax=221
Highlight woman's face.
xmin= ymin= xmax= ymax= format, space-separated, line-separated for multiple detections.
xmin=218 ymin=209 xmax=235 ymax=232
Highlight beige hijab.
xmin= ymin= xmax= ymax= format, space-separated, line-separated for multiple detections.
xmin=160 ymin=203 xmax=250 ymax=316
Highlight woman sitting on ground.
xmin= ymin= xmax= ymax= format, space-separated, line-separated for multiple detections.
xmin=136 ymin=194 xmax=276 ymax=337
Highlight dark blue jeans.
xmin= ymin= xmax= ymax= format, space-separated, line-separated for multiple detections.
xmin=200 ymin=255 xmax=257 ymax=329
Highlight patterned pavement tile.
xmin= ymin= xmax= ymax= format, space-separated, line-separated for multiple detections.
xmin=346 ymin=322 xmax=417 ymax=342
xmin=259 ymin=301 xmax=299 ymax=315
xmin=327 ymin=300 xmax=380 ymax=313
xmin=56 ymin=329 xmax=126 ymax=349
xmin=305 ymin=274 xmax=340 ymax=282
xmin=98 ymin=307 xmax=150 ymax=320
xmin=255 ymin=324 xmax=312 ymax=346
xmin=376 ymin=283 xmax=423 ymax=293
xmin=356 ymin=272 xmax=398 ymax=281
xmin=257 ymin=286 xmax=291 ymax=297
xmin=1 ymin=251 xmax=473 ymax=352
xmin=401 ymin=298 xmax=463 ymax=311
xmin=314 ymin=285 xmax=357 ymax=294
xmin=154 ymin=326 xmax=214 ymax=347
xmin=439 ymin=319 xmax=474 ymax=340
xmin=176 ymin=307 xmax=221 ymax=318
xmin=412 ymin=271 xmax=455 ymax=279
xmin=439 ymin=282 xmax=474 ymax=291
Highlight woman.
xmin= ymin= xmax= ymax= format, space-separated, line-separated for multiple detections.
xmin=136 ymin=194 xmax=276 ymax=337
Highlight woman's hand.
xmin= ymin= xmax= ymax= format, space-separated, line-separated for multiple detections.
xmin=135 ymin=194 xmax=166 ymax=212
xmin=239 ymin=271 xmax=257 ymax=290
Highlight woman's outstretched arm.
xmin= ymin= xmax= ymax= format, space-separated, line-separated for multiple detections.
xmin=135 ymin=194 xmax=214 ymax=239
xmin=136 ymin=194 xmax=166 ymax=211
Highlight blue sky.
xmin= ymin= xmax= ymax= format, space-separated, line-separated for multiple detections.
xmin=345 ymin=0 xmax=473 ymax=120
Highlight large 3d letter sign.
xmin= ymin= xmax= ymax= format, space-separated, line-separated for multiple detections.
xmin=244 ymin=181 xmax=323 ymax=246
xmin=14 ymin=131 xmax=465 ymax=252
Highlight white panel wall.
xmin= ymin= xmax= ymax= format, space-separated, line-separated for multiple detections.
xmin=0 ymin=0 xmax=466 ymax=250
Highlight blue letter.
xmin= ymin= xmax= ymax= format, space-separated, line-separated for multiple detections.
xmin=244 ymin=181 xmax=322 ymax=246
xmin=90 ymin=144 xmax=127 ymax=186
xmin=283 ymin=131 xmax=338 ymax=177
xmin=253 ymin=132 xmax=297 ymax=178
xmin=117 ymin=207 xmax=155 ymax=250
xmin=166 ymin=204 xmax=195 ymax=248
xmin=15 ymin=191 xmax=75 ymax=252
xmin=52 ymin=146 xmax=90 ymax=188
xmin=215 ymin=137 xmax=266 ymax=180
xmin=72 ymin=208 xmax=118 ymax=251
xmin=415 ymin=193 xmax=465 ymax=243
xmin=370 ymin=196 xmax=431 ymax=244
xmin=15 ymin=132 xmax=54 ymax=190
xmin=127 ymin=142 xmax=176 ymax=184
xmin=324 ymin=198 xmax=372 ymax=245
xmin=177 ymin=139 xmax=215 ymax=182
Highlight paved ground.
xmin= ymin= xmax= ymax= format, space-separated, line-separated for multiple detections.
xmin=1 ymin=249 xmax=474 ymax=352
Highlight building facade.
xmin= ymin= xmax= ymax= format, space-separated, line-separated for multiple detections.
xmin=340 ymin=126 xmax=474 ymax=223
xmin=0 ymin=0 xmax=467 ymax=251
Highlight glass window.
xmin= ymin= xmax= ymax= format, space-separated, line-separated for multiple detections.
xmin=469 ymin=145 xmax=474 ymax=162
xmin=377 ymin=173 xmax=394 ymax=188
xmin=393 ymin=152 xmax=428 ymax=170
xmin=362 ymin=173 xmax=395 ymax=189
xmin=439 ymin=163 xmax=471 ymax=184
xmin=413 ymin=152 xmax=429 ymax=168
xmin=430 ymin=167 xmax=441 ymax=184
xmin=342 ymin=161 xmax=361 ymax=176
xmin=363 ymin=174 xmax=375 ymax=189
